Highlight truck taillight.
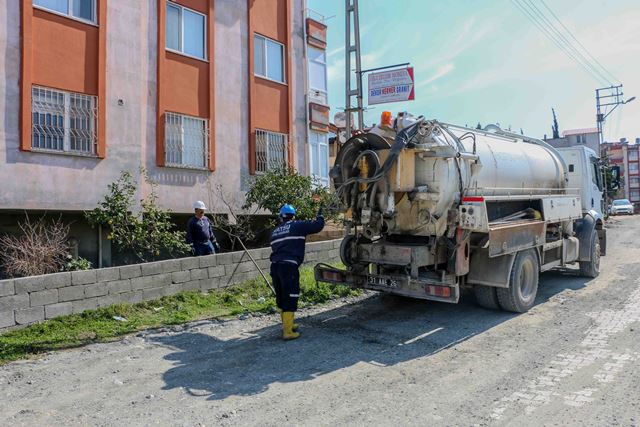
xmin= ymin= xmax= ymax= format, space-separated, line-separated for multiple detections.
xmin=322 ymin=271 xmax=343 ymax=282
xmin=426 ymin=285 xmax=451 ymax=298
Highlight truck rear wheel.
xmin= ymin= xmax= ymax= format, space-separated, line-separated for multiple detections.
xmin=496 ymin=249 xmax=539 ymax=313
xmin=579 ymin=231 xmax=600 ymax=278
xmin=474 ymin=285 xmax=500 ymax=310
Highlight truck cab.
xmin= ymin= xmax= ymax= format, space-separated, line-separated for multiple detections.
xmin=556 ymin=146 xmax=604 ymax=220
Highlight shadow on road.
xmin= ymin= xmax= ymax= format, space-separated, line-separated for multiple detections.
xmin=151 ymin=271 xmax=591 ymax=400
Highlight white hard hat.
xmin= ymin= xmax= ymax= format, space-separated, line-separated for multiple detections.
xmin=193 ymin=200 xmax=207 ymax=210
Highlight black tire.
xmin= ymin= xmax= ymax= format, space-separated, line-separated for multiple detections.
xmin=474 ymin=285 xmax=500 ymax=310
xmin=579 ymin=231 xmax=601 ymax=278
xmin=496 ymin=249 xmax=539 ymax=313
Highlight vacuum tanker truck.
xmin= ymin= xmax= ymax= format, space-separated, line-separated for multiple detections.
xmin=315 ymin=112 xmax=606 ymax=313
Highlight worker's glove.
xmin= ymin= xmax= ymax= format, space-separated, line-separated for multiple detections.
xmin=212 ymin=240 xmax=221 ymax=253
xmin=190 ymin=244 xmax=196 ymax=255
xmin=317 ymin=207 xmax=324 ymax=218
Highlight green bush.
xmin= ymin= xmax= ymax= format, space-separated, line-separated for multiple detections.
xmin=243 ymin=167 xmax=339 ymax=221
xmin=64 ymin=256 xmax=92 ymax=271
xmin=86 ymin=171 xmax=190 ymax=263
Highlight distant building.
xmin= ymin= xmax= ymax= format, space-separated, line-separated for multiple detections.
xmin=602 ymin=140 xmax=640 ymax=205
xmin=546 ymin=128 xmax=600 ymax=154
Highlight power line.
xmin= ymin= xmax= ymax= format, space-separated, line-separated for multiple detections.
xmin=521 ymin=0 xmax=614 ymax=85
xmin=539 ymin=0 xmax=620 ymax=84
xmin=511 ymin=0 xmax=609 ymax=86
xmin=511 ymin=0 xmax=609 ymax=84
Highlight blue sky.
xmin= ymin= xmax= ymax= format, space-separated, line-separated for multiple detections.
xmin=308 ymin=0 xmax=640 ymax=142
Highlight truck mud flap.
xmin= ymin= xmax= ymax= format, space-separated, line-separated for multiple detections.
xmin=314 ymin=264 xmax=459 ymax=303
xmin=467 ymin=249 xmax=516 ymax=288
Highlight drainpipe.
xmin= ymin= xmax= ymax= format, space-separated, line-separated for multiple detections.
xmin=98 ymin=224 xmax=103 ymax=268
xmin=303 ymin=0 xmax=310 ymax=176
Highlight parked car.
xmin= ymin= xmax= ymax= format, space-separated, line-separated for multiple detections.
xmin=610 ymin=199 xmax=634 ymax=215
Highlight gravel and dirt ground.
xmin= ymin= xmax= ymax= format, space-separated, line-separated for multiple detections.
xmin=1 ymin=216 xmax=639 ymax=426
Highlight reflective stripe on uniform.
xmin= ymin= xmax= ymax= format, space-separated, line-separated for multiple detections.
xmin=289 ymin=294 xmax=300 ymax=297
xmin=270 ymin=235 xmax=306 ymax=246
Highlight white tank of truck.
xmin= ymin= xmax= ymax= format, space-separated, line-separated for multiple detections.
xmin=331 ymin=113 xmax=569 ymax=238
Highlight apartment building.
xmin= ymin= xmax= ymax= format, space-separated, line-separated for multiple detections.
xmin=545 ymin=127 xmax=600 ymax=154
xmin=602 ymin=139 xmax=640 ymax=206
xmin=0 ymin=0 xmax=330 ymax=265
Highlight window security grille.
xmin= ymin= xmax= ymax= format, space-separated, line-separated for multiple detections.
xmin=164 ymin=112 xmax=209 ymax=169
xmin=255 ymin=129 xmax=288 ymax=173
xmin=32 ymin=86 xmax=97 ymax=155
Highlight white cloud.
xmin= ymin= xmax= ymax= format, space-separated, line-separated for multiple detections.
xmin=327 ymin=45 xmax=344 ymax=58
xmin=416 ymin=63 xmax=455 ymax=88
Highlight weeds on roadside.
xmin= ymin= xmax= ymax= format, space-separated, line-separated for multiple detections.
xmin=0 ymin=264 xmax=358 ymax=364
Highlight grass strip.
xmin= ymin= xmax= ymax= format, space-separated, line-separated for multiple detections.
xmin=0 ymin=264 xmax=357 ymax=365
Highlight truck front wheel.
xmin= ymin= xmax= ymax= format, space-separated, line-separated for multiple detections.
xmin=496 ymin=249 xmax=539 ymax=313
xmin=579 ymin=231 xmax=600 ymax=278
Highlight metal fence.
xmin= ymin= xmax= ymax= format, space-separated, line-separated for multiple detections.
xmin=255 ymin=129 xmax=288 ymax=173
xmin=32 ymin=86 xmax=97 ymax=154
xmin=165 ymin=112 xmax=209 ymax=169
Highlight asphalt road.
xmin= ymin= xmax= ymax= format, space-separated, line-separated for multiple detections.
xmin=1 ymin=216 xmax=639 ymax=426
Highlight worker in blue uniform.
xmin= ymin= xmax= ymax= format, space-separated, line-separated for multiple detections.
xmin=270 ymin=203 xmax=325 ymax=340
xmin=186 ymin=201 xmax=220 ymax=256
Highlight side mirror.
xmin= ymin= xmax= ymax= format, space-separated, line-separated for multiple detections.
xmin=610 ymin=165 xmax=621 ymax=190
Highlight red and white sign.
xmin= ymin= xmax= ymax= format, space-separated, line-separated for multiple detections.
xmin=367 ymin=67 xmax=415 ymax=105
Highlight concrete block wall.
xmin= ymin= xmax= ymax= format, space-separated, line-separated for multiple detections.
xmin=0 ymin=239 xmax=342 ymax=330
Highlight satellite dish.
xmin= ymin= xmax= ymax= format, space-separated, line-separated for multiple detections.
xmin=483 ymin=124 xmax=502 ymax=133
xmin=334 ymin=112 xmax=354 ymax=129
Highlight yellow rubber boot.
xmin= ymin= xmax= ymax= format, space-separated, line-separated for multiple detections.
xmin=282 ymin=312 xmax=300 ymax=340
xmin=280 ymin=311 xmax=299 ymax=331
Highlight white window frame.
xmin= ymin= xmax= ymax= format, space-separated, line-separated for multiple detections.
xmin=33 ymin=0 xmax=97 ymax=25
xmin=253 ymin=34 xmax=286 ymax=84
xmin=309 ymin=130 xmax=329 ymax=187
xmin=255 ymin=129 xmax=288 ymax=173
xmin=31 ymin=85 xmax=98 ymax=156
xmin=166 ymin=1 xmax=207 ymax=61
xmin=164 ymin=112 xmax=209 ymax=170
xmin=307 ymin=46 xmax=327 ymax=94
xmin=629 ymin=163 xmax=639 ymax=173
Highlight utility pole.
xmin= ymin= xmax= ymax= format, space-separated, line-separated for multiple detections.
xmin=595 ymin=84 xmax=635 ymax=213
xmin=596 ymin=84 xmax=636 ymax=149
xmin=345 ymin=0 xmax=363 ymax=137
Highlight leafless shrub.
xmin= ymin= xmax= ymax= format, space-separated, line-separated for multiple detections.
xmin=0 ymin=215 xmax=71 ymax=278
xmin=207 ymin=183 xmax=259 ymax=251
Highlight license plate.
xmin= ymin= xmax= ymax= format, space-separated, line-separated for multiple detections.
xmin=367 ymin=275 xmax=399 ymax=288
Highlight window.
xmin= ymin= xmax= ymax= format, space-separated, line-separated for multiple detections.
xmin=628 ymin=150 xmax=639 ymax=161
xmin=630 ymin=191 xmax=640 ymax=202
xmin=309 ymin=131 xmax=329 ymax=187
xmin=568 ymin=164 xmax=574 ymax=172
xmin=32 ymin=86 xmax=97 ymax=154
xmin=590 ymin=160 xmax=602 ymax=190
xmin=629 ymin=177 xmax=639 ymax=188
xmin=255 ymin=129 xmax=288 ymax=173
xmin=166 ymin=1 xmax=206 ymax=59
xmin=308 ymin=47 xmax=327 ymax=93
xmin=254 ymin=34 xmax=285 ymax=83
xmin=629 ymin=163 xmax=639 ymax=173
xmin=33 ymin=0 xmax=96 ymax=23
xmin=164 ymin=112 xmax=209 ymax=169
